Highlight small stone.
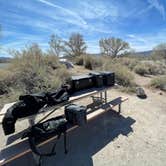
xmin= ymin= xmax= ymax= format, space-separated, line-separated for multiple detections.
xmin=159 ymin=92 xmax=163 ymax=95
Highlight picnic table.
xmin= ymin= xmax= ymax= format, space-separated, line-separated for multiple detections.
xmin=0 ymin=86 xmax=128 ymax=166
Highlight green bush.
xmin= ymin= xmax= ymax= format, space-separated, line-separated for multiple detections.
xmin=150 ymin=76 xmax=166 ymax=91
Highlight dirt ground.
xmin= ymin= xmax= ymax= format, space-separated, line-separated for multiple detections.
xmin=1 ymin=66 xmax=166 ymax=166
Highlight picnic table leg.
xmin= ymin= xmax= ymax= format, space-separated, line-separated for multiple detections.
xmin=32 ymin=152 xmax=41 ymax=166
xmin=28 ymin=117 xmax=35 ymax=126
xmin=104 ymin=90 xmax=107 ymax=104
xmin=118 ymin=103 xmax=121 ymax=114
xmin=100 ymin=92 xmax=103 ymax=102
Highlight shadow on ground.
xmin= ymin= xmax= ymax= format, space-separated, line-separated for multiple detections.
xmin=44 ymin=111 xmax=135 ymax=166
xmin=7 ymin=110 xmax=135 ymax=166
xmin=5 ymin=116 xmax=37 ymax=146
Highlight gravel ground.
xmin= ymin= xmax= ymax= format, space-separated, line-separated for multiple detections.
xmin=1 ymin=87 xmax=166 ymax=166
xmin=1 ymin=65 xmax=166 ymax=166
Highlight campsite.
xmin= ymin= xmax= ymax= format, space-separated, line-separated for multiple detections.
xmin=0 ymin=0 xmax=166 ymax=166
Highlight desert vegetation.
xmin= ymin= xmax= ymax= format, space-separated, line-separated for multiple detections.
xmin=99 ymin=37 xmax=129 ymax=57
xmin=0 ymin=31 xmax=166 ymax=107
xmin=73 ymin=46 xmax=166 ymax=93
xmin=149 ymin=76 xmax=166 ymax=91
xmin=0 ymin=43 xmax=71 ymax=107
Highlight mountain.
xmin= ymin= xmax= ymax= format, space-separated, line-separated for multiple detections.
xmin=133 ymin=50 xmax=152 ymax=56
xmin=0 ymin=57 xmax=12 ymax=63
xmin=90 ymin=50 xmax=153 ymax=57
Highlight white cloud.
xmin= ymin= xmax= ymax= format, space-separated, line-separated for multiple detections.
xmin=35 ymin=0 xmax=115 ymax=34
xmin=127 ymin=34 xmax=147 ymax=43
xmin=78 ymin=1 xmax=119 ymax=20
xmin=138 ymin=0 xmax=166 ymax=19
xmin=147 ymin=0 xmax=165 ymax=19
xmin=1 ymin=0 xmax=166 ymax=55
xmin=1 ymin=12 xmax=61 ymax=35
xmin=137 ymin=4 xmax=153 ymax=16
xmin=126 ymin=29 xmax=166 ymax=51
xmin=36 ymin=0 xmax=87 ymax=27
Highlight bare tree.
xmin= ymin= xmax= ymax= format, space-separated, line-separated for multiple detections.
xmin=99 ymin=37 xmax=129 ymax=57
xmin=48 ymin=34 xmax=64 ymax=57
xmin=64 ymin=33 xmax=87 ymax=57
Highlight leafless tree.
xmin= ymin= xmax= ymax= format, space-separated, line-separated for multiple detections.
xmin=64 ymin=33 xmax=87 ymax=57
xmin=99 ymin=37 xmax=129 ymax=57
xmin=49 ymin=34 xmax=64 ymax=57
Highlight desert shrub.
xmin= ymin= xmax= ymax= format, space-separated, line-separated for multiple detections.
xmin=149 ymin=76 xmax=166 ymax=91
xmin=3 ymin=44 xmax=70 ymax=94
xmin=119 ymin=86 xmax=136 ymax=93
xmin=44 ymin=54 xmax=60 ymax=70
xmin=134 ymin=61 xmax=166 ymax=76
xmin=0 ymin=69 xmax=15 ymax=95
xmin=146 ymin=63 xmax=159 ymax=75
xmin=75 ymin=55 xmax=103 ymax=70
xmin=0 ymin=79 xmax=8 ymax=95
xmin=102 ymin=61 xmax=136 ymax=87
xmin=75 ymin=56 xmax=84 ymax=65
xmin=119 ymin=57 xmax=139 ymax=70
xmin=146 ymin=61 xmax=166 ymax=75
xmin=116 ymin=67 xmax=135 ymax=87
xmin=84 ymin=55 xmax=93 ymax=70
xmin=84 ymin=55 xmax=103 ymax=70
xmin=90 ymin=56 xmax=103 ymax=69
xmin=75 ymin=55 xmax=136 ymax=91
xmin=134 ymin=63 xmax=149 ymax=76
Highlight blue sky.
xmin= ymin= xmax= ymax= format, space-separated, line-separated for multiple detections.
xmin=0 ymin=0 xmax=166 ymax=57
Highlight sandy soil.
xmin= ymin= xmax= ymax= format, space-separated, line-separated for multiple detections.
xmin=1 ymin=65 xmax=166 ymax=166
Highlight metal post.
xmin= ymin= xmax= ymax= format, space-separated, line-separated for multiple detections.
xmin=100 ymin=92 xmax=103 ymax=102
xmin=104 ymin=90 xmax=107 ymax=104
xmin=118 ymin=103 xmax=121 ymax=114
xmin=28 ymin=117 xmax=35 ymax=126
xmin=32 ymin=152 xmax=41 ymax=166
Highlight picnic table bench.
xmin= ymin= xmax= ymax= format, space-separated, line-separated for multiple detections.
xmin=0 ymin=86 xmax=128 ymax=166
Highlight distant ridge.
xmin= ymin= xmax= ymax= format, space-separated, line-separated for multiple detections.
xmin=0 ymin=57 xmax=12 ymax=63
xmin=89 ymin=50 xmax=153 ymax=57
xmin=134 ymin=50 xmax=152 ymax=56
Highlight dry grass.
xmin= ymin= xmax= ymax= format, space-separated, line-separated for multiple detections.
xmin=0 ymin=44 xmax=70 ymax=97
xmin=114 ymin=57 xmax=139 ymax=70
xmin=102 ymin=61 xmax=136 ymax=87
xmin=134 ymin=60 xmax=166 ymax=76
xmin=75 ymin=55 xmax=103 ymax=70
xmin=149 ymin=76 xmax=166 ymax=91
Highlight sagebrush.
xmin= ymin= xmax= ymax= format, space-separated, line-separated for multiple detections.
xmin=0 ymin=44 xmax=70 ymax=96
